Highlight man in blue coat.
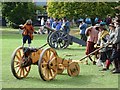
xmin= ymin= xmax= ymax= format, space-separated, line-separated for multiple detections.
xmin=79 ymin=20 xmax=87 ymax=42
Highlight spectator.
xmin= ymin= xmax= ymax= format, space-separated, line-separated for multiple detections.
xmin=45 ymin=17 xmax=51 ymax=34
xmin=52 ymin=18 xmax=59 ymax=30
xmin=106 ymin=15 xmax=112 ymax=26
xmin=79 ymin=20 xmax=87 ymax=42
xmin=62 ymin=17 xmax=70 ymax=34
xmin=41 ymin=17 xmax=45 ymax=26
xmin=94 ymin=17 xmax=99 ymax=24
xmin=40 ymin=17 xmax=45 ymax=33
xmin=56 ymin=19 xmax=62 ymax=31
xmin=50 ymin=17 xmax=54 ymax=28
xmin=85 ymin=17 xmax=92 ymax=26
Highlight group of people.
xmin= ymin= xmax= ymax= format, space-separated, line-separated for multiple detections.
xmin=38 ymin=17 xmax=70 ymax=34
xmin=79 ymin=15 xmax=112 ymax=42
xmin=84 ymin=14 xmax=120 ymax=74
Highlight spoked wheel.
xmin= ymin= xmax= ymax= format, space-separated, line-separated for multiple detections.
xmin=67 ymin=62 xmax=80 ymax=77
xmin=47 ymin=31 xmax=70 ymax=49
xmin=47 ymin=31 xmax=53 ymax=45
xmin=11 ymin=46 xmax=31 ymax=79
xmin=38 ymin=48 xmax=58 ymax=81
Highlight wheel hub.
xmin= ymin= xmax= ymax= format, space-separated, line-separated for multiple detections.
xmin=48 ymin=58 xmax=57 ymax=70
xmin=57 ymin=37 xmax=62 ymax=43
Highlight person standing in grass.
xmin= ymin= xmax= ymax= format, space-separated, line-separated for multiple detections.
xmin=85 ymin=25 xmax=99 ymax=65
xmin=79 ymin=19 xmax=87 ymax=42
xmin=105 ymin=23 xmax=116 ymax=70
xmin=109 ymin=15 xmax=120 ymax=73
xmin=95 ymin=22 xmax=110 ymax=71
xmin=62 ymin=17 xmax=70 ymax=34
xmin=20 ymin=19 xmax=34 ymax=47
xmin=52 ymin=18 xmax=59 ymax=30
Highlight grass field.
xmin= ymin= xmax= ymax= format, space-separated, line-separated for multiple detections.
xmin=1 ymin=27 xmax=119 ymax=88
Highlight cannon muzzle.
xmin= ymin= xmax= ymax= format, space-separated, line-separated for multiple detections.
xmin=44 ymin=25 xmax=56 ymax=32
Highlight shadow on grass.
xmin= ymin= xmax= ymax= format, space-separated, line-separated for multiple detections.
xmin=52 ymin=75 xmax=94 ymax=86
xmin=66 ymin=47 xmax=86 ymax=51
xmin=24 ymin=74 xmax=94 ymax=87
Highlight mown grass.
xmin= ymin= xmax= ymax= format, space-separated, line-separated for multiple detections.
xmin=1 ymin=27 xmax=119 ymax=88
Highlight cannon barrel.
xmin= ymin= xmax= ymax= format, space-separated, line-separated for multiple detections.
xmin=44 ymin=25 xmax=56 ymax=32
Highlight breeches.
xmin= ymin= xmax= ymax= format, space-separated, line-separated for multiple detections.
xmin=86 ymin=41 xmax=95 ymax=55
xmin=100 ymin=50 xmax=112 ymax=62
xmin=23 ymin=35 xmax=31 ymax=44
xmin=110 ymin=49 xmax=120 ymax=62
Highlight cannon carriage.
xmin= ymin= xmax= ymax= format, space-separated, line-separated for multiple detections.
xmin=45 ymin=26 xmax=86 ymax=49
xmin=11 ymin=45 xmax=80 ymax=81
xmin=11 ymin=41 xmax=110 ymax=81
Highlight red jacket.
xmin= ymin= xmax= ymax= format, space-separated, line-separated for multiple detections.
xmin=22 ymin=23 xmax=34 ymax=39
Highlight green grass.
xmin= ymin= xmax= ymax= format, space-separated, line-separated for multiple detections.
xmin=1 ymin=27 xmax=119 ymax=88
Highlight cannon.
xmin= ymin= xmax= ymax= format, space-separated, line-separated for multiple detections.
xmin=45 ymin=26 xmax=86 ymax=49
xmin=11 ymin=40 xmax=111 ymax=81
xmin=11 ymin=44 xmax=80 ymax=81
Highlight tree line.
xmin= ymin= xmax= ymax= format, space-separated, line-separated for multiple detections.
xmin=1 ymin=2 xmax=120 ymax=27
xmin=47 ymin=2 xmax=120 ymax=20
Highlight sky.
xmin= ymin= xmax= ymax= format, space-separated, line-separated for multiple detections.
xmin=33 ymin=0 xmax=47 ymax=6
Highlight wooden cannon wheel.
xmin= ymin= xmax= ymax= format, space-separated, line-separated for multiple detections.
xmin=47 ymin=30 xmax=70 ymax=49
xmin=11 ymin=46 xmax=31 ymax=79
xmin=67 ymin=62 xmax=80 ymax=77
xmin=38 ymin=48 xmax=58 ymax=81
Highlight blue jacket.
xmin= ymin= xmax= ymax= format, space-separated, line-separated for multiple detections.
xmin=62 ymin=21 xmax=70 ymax=33
xmin=56 ymin=22 xmax=62 ymax=31
xmin=94 ymin=17 xmax=99 ymax=24
xmin=79 ymin=23 xmax=87 ymax=34
xmin=52 ymin=22 xmax=57 ymax=29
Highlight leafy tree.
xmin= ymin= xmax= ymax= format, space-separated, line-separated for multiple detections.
xmin=47 ymin=2 xmax=120 ymax=20
xmin=35 ymin=5 xmax=46 ymax=14
xmin=2 ymin=2 xmax=36 ymax=27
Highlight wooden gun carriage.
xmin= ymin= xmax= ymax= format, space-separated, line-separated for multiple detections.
xmin=45 ymin=26 xmax=86 ymax=49
xmin=11 ymin=42 xmax=108 ymax=81
xmin=11 ymin=45 xmax=80 ymax=81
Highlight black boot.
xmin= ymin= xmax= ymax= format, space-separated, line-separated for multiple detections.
xmin=112 ymin=60 xmax=120 ymax=74
xmin=118 ymin=59 xmax=120 ymax=70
